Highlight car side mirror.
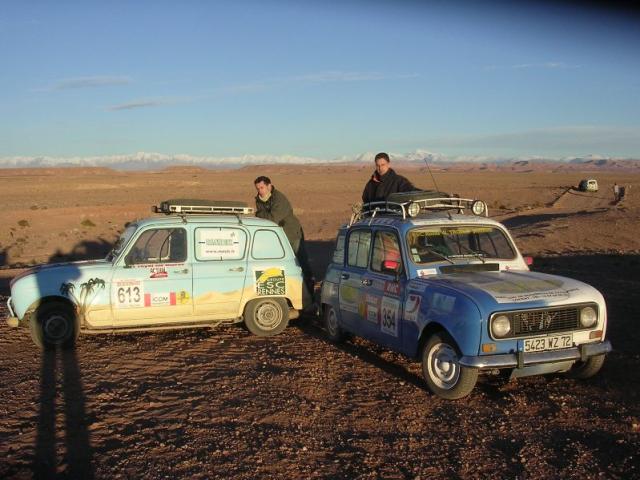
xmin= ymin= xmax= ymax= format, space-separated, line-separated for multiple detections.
xmin=124 ymin=253 xmax=133 ymax=267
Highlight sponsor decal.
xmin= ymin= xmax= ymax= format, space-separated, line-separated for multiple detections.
xmin=339 ymin=284 xmax=360 ymax=313
xmin=197 ymin=229 xmax=243 ymax=259
xmin=381 ymin=297 xmax=400 ymax=337
xmin=113 ymin=279 xmax=145 ymax=308
xmin=149 ymin=266 xmax=168 ymax=279
xmin=384 ymin=281 xmax=401 ymax=297
xmin=409 ymin=282 xmax=428 ymax=293
xmin=177 ymin=290 xmax=191 ymax=304
xmin=144 ymin=292 xmax=177 ymax=307
xmin=255 ymin=268 xmax=286 ymax=296
xmin=404 ymin=294 xmax=421 ymax=323
xmin=493 ymin=289 xmax=579 ymax=304
xmin=417 ymin=268 xmax=438 ymax=277
xmin=365 ymin=294 xmax=380 ymax=324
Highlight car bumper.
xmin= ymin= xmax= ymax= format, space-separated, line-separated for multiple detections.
xmin=5 ymin=297 xmax=19 ymax=328
xmin=459 ymin=340 xmax=612 ymax=370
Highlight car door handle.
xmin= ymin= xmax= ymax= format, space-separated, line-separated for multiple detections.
xmin=173 ymin=268 xmax=189 ymax=274
xmin=361 ymin=279 xmax=372 ymax=286
xmin=341 ymin=273 xmax=350 ymax=280
xmin=229 ymin=267 xmax=244 ymax=272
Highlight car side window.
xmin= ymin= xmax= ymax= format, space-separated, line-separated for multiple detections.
xmin=195 ymin=227 xmax=247 ymax=261
xmin=127 ymin=228 xmax=187 ymax=264
xmin=252 ymin=229 xmax=285 ymax=259
xmin=371 ymin=230 xmax=402 ymax=273
xmin=347 ymin=230 xmax=371 ymax=268
xmin=332 ymin=232 xmax=346 ymax=264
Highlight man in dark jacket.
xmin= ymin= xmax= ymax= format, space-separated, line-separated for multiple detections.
xmin=362 ymin=152 xmax=415 ymax=203
xmin=254 ymin=176 xmax=314 ymax=290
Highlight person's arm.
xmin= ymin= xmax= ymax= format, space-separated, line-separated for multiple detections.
xmin=267 ymin=191 xmax=293 ymax=225
xmin=255 ymin=199 xmax=268 ymax=219
xmin=362 ymin=181 xmax=372 ymax=203
xmin=399 ymin=175 xmax=416 ymax=192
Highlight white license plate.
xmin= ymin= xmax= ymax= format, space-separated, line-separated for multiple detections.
xmin=523 ymin=334 xmax=573 ymax=353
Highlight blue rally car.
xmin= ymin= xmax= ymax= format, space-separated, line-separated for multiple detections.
xmin=6 ymin=200 xmax=311 ymax=349
xmin=320 ymin=192 xmax=612 ymax=399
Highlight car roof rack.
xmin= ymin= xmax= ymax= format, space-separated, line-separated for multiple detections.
xmin=349 ymin=190 xmax=488 ymax=226
xmin=153 ymin=199 xmax=254 ymax=215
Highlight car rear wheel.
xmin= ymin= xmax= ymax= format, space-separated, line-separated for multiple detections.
xmin=244 ymin=298 xmax=289 ymax=337
xmin=421 ymin=332 xmax=478 ymax=399
xmin=569 ymin=354 xmax=605 ymax=379
xmin=324 ymin=305 xmax=346 ymax=343
xmin=30 ymin=301 xmax=78 ymax=350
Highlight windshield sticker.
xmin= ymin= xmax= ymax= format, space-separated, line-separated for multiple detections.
xmin=255 ymin=268 xmax=286 ymax=296
xmin=113 ymin=279 xmax=145 ymax=308
xmin=418 ymin=268 xmax=438 ymax=277
xmin=432 ymin=292 xmax=455 ymax=313
xmin=404 ymin=294 xmax=421 ymax=323
xmin=381 ymin=297 xmax=400 ymax=336
xmin=339 ymin=283 xmax=360 ymax=313
xmin=144 ymin=292 xmax=176 ymax=307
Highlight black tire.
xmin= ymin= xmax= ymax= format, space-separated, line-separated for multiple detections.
xmin=421 ymin=332 xmax=478 ymax=400
xmin=244 ymin=298 xmax=289 ymax=337
xmin=569 ymin=354 xmax=605 ymax=379
xmin=30 ymin=301 xmax=78 ymax=350
xmin=324 ymin=305 xmax=346 ymax=343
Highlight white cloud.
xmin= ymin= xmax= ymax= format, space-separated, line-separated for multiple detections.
xmin=107 ymin=100 xmax=164 ymax=111
xmin=38 ymin=75 xmax=132 ymax=92
xmin=484 ymin=62 xmax=580 ymax=71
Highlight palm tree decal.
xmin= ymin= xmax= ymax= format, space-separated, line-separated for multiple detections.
xmin=60 ymin=278 xmax=106 ymax=320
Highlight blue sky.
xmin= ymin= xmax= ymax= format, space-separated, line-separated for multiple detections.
xmin=1 ymin=0 xmax=639 ymax=161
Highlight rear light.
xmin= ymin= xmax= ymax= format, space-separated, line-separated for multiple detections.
xmin=524 ymin=256 xmax=533 ymax=266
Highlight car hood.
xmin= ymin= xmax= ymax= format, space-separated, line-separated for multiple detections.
xmin=416 ymin=269 xmax=602 ymax=309
xmin=10 ymin=259 xmax=113 ymax=287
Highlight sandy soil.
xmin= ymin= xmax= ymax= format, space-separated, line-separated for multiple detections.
xmin=0 ymin=165 xmax=639 ymax=478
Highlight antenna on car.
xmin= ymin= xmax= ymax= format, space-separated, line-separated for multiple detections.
xmin=423 ymin=154 xmax=440 ymax=192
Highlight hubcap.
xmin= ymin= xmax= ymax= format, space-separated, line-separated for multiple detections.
xmin=427 ymin=342 xmax=460 ymax=390
xmin=327 ymin=309 xmax=339 ymax=336
xmin=255 ymin=302 xmax=282 ymax=330
xmin=43 ymin=313 xmax=71 ymax=343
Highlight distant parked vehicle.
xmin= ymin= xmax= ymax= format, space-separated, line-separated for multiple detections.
xmin=578 ymin=179 xmax=598 ymax=192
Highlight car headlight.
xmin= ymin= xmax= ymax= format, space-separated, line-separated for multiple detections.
xmin=471 ymin=200 xmax=487 ymax=216
xmin=407 ymin=202 xmax=421 ymax=217
xmin=579 ymin=306 xmax=598 ymax=328
xmin=491 ymin=314 xmax=511 ymax=338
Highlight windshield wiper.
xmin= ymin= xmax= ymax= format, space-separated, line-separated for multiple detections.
xmin=442 ymin=233 xmax=486 ymax=264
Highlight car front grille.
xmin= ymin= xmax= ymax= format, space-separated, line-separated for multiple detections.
xmin=511 ymin=308 xmax=579 ymax=335
xmin=491 ymin=304 xmax=597 ymax=338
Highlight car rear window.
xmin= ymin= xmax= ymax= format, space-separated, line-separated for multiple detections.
xmin=252 ymin=229 xmax=285 ymax=259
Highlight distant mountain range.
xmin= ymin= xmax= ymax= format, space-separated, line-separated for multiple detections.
xmin=0 ymin=150 xmax=638 ymax=171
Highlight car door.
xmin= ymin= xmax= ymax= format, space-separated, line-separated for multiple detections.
xmin=338 ymin=228 xmax=372 ymax=332
xmin=112 ymin=226 xmax=193 ymax=326
xmin=361 ymin=229 xmax=406 ymax=351
xmin=191 ymin=225 xmax=249 ymax=319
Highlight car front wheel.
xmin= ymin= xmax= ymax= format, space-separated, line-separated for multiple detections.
xmin=569 ymin=354 xmax=605 ymax=379
xmin=30 ymin=301 xmax=78 ymax=350
xmin=244 ymin=298 xmax=289 ymax=337
xmin=421 ymin=332 xmax=478 ymax=400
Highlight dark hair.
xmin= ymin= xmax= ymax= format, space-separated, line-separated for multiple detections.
xmin=374 ymin=152 xmax=390 ymax=163
xmin=254 ymin=176 xmax=271 ymax=185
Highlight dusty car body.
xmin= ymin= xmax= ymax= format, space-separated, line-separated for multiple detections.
xmin=6 ymin=200 xmax=310 ymax=349
xmin=320 ymin=194 xmax=611 ymax=399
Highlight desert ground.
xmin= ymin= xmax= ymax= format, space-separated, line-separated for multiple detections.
xmin=0 ymin=163 xmax=639 ymax=479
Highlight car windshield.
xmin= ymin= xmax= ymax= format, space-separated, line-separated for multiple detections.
xmin=106 ymin=224 xmax=138 ymax=262
xmin=407 ymin=225 xmax=516 ymax=264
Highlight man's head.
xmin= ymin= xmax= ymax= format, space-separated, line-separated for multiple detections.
xmin=254 ymin=176 xmax=272 ymax=197
xmin=374 ymin=152 xmax=391 ymax=176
